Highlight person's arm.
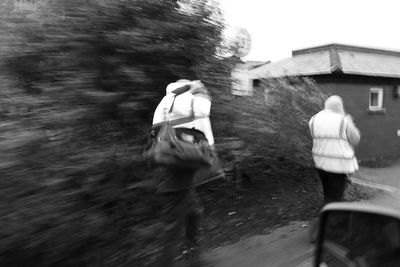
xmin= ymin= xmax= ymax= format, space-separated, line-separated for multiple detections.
xmin=345 ymin=116 xmax=361 ymax=147
xmin=152 ymin=96 xmax=168 ymax=125
xmin=192 ymin=94 xmax=214 ymax=145
xmin=192 ymin=96 xmax=211 ymax=118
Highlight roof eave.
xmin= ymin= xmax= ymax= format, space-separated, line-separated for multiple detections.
xmin=342 ymin=71 xmax=400 ymax=79
xmin=255 ymin=71 xmax=333 ymax=79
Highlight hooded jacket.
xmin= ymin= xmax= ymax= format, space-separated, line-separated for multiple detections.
xmin=151 ymin=80 xmax=216 ymax=192
xmin=152 ymin=80 xmax=215 ymax=145
xmin=309 ymin=96 xmax=360 ymax=173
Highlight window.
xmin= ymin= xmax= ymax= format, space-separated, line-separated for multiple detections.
xmin=369 ymin=88 xmax=383 ymax=111
xmin=394 ymin=85 xmax=400 ymax=98
xmin=253 ymin=79 xmax=261 ymax=88
xmin=14 ymin=0 xmax=37 ymax=12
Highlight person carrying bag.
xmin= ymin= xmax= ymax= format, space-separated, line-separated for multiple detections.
xmin=148 ymin=79 xmax=222 ymax=267
xmin=144 ymin=90 xmax=213 ymax=170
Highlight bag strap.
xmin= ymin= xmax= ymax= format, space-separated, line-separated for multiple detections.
xmin=190 ymin=96 xmax=195 ymax=118
xmin=168 ymin=97 xmax=197 ymax=126
xmin=168 ymin=95 xmax=178 ymax=114
xmin=164 ymin=84 xmax=191 ymax=119
xmin=339 ymin=116 xmax=346 ymax=139
xmin=163 ymin=94 xmax=177 ymax=122
xmin=157 ymin=95 xmax=207 ymax=127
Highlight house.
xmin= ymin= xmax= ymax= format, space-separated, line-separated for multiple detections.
xmin=250 ymin=43 xmax=400 ymax=164
xmin=231 ymin=59 xmax=269 ymax=96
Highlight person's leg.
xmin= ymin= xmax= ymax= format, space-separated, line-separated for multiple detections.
xmin=156 ymin=190 xmax=190 ymax=267
xmin=320 ymin=171 xmax=347 ymax=204
xmin=317 ymin=169 xmax=331 ymax=205
xmin=309 ymin=168 xmax=327 ymax=243
xmin=310 ymin=169 xmax=347 ymax=243
xmin=332 ymin=173 xmax=347 ymax=202
xmin=185 ymin=188 xmax=204 ymax=248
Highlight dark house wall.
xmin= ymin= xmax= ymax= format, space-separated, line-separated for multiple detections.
xmin=313 ymin=75 xmax=400 ymax=162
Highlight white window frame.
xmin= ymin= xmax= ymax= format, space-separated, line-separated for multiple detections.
xmin=369 ymin=88 xmax=383 ymax=111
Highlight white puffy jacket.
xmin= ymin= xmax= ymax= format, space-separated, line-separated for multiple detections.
xmin=152 ymin=82 xmax=215 ymax=145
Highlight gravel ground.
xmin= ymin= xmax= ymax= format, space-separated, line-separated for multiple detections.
xmin=197 ymin=167 xmax=376 ymax=251
xmin=134 ymin=165 xmax=377 ymax=266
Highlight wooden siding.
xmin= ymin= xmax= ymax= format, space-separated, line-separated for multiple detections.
xmin=315 ymin=76 xmax=400 ymax=161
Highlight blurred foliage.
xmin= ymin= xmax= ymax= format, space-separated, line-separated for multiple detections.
xmin=0 ymin=0 xmax=326 ymax=265
xmin=262 ymin=77 xmax=327 ymax=167
xmin=220 ymin=76 xmax=327 ymax=175
xmin=0 ymin=0 xmax=233 ymax=265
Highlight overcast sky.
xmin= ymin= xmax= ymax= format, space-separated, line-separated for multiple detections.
xmin=219 ymin=0 xmax=400 ymax=62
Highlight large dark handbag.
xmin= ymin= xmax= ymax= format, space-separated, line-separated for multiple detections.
xmin=144 ymin=91 xmax=212 ymax=168
xmin=145 ymin=122 xmax=212 ymax=169
xmin=175 ymin=128 xmax=225 ymax=185
xmin=193 ymin=150 xmax=225 ymax=186
xmin=144 ymin=87 xmax=222 ymax=177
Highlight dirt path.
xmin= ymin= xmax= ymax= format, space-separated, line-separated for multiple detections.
xmin=142 ymin=166 xmax=375 ymax=266
xmin=197 ymin=167 xmax=323 ymax=251
xmin=200 ymin=221 xmax=314 ymax=267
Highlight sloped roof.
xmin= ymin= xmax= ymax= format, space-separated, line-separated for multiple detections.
xmin=251 ymin=44 xmax=400 ymax=79
xmin=245 ymin=60 xmax=270 ymax=69
xmin=339 ymin=50 xmax=400 ymax=78
xmin=251 ymin=50 xmax=331 ymax=78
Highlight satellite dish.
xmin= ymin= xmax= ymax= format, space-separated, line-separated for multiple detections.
xmin=217 ymin=26 xmax=252 ymax=59
xmin=234 ymin=27 xmax=252 ymax=58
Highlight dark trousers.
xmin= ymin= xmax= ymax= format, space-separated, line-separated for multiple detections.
xmin=310 ymin=169 xmax=348 ymax=243
xmin=317 ymin=169 xmax=347 ymax=205
xmin=155 ymin=188 xmax=203 ymax=267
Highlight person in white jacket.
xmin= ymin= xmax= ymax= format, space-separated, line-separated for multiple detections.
xmin=153 ymin=79 xmax=214 ymax=146
xmin=153 ymin=79 xmax=214 ymax=267
xmin=309 ymin=95 xmax=360 ymax=204
xmin=308 ymin=95 xmax=360 ymax=242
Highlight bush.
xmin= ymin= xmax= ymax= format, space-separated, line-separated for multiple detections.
xmin=214 ymin=76 xmax=327 ymax=176
xmin=0 ymin=0 xmax=232 ymax=266
xmin=0 ymin=1 xmax=327 ymax=265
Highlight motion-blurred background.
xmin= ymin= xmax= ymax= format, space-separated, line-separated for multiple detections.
xmin=0 ymin=1 xmax=326 ymax=266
